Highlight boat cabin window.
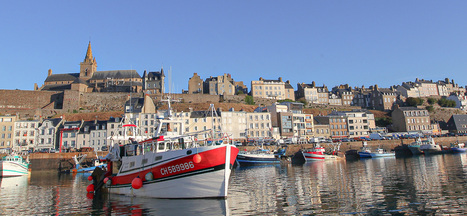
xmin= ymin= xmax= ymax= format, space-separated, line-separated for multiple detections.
xmin=158 ymin=143 xmax=165 ymax=151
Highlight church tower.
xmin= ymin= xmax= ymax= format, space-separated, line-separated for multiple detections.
xmin=79 ymin=41 xmax=97 ymax=81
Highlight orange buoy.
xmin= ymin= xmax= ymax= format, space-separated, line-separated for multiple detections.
xmin=193 ymin=154 xmax=202 ymax=164
xmin=132 ymin=177 xmax=143 ymax=189
xmin=86 ymin=184 xmax=95 ymax=193
xmin=87 ymin=176 xmax=93 ymax=181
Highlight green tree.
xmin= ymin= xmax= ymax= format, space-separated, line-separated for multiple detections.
xmin=426 ymin=105 xmax=434 ymax=112
xmin=406 ymin=97 xmax=424 ymax=106
xmin=375 ymin=117 xmax=392 ymax=127
xmin=438 ymin=98 xmax=456 ymax=107
xmin=245 ymin=95 xmax=255 ymax=105
xmin=427 ymin=98 xmax=437 ymax=105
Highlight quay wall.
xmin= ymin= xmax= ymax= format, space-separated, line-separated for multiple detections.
xmin=29 ymin=152 xmax=107 ymax=171
xmin=27 ymin=136 xmax=467 ymax=171
xmin=238 ymin=136 xmax=467 ymax=156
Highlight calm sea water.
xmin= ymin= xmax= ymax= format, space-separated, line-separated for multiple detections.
xmin=1 ymin=153 xmax=467 ymax=215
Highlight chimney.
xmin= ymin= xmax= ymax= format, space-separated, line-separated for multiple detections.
xmin=416 ymin=78 xmax=420 ymax=82
xmin=375 ymin=84 xmax=379 ymax=91
xmin=279 ymin=77 xmax=283 ymax=82
xmin=48 ymin=69 xmax=52 ymax=76
xmin=312 ymin=81 xmax=316 ymax=87
xmin=189 ymin=107 xmax=193 ymax=112
xmin=259 ymin=77 xmax=263 ymax=81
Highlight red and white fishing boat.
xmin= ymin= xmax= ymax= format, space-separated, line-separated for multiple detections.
xmin=302 ymin=143 xmax=340 ymax=161
xmin=89 ymin=99 xmax=239 ymax=199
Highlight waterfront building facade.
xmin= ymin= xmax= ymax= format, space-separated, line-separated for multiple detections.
xmin=13 ymin=120 xmax=40 ymax=151
xmin=0 ymin=115 xmax=17 ymax=151
xmin=36 ymin=118 xmax=63 ymax=151
xmin=392 ymin=106 xmax=431 ymax=132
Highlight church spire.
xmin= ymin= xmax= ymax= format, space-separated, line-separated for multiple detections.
xmin=84 ymin=41 xmax=93 ymax=61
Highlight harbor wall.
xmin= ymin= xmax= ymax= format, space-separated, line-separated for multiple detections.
xmin=29 ymin=152 xmax=107 ymax=171
xmin=26 ymin=136 xmax=467 ymax=171
xmin=238 ymin=136 xmax=467 ymax=156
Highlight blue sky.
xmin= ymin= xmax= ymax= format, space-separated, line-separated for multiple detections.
xmin=1 ymin=1 xmax=467 ymax=93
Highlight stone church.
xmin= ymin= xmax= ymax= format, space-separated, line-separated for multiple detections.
xmin=38 ymin=42 xmax=145 ymax=93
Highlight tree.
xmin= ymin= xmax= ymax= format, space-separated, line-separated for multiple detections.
xmin=426 ymin=105 xmax=434 ymax=112
xmin=406 ymin=97 xmax=424 ymax=106
xmin=438 ymin=98 xmax=456 ymax=107
xmin=375 ymin=117 xmax=392 ymax=127
xmin=427 ymin=98 xmax=437 ymax=105
xmin=245 ymin=95 xmax=255 ymax=105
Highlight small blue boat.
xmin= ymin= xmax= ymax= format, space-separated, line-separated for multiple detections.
xmin=370 ymin=148 xmax=395 ymax=158
xmin=451 ymin=143 xmax=467 ymax=153
xmin=358 ymin=142 xmax=372 ymax=158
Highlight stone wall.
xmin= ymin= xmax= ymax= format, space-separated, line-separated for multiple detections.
xmin=79 ymin=92 xmax=130 ymax=112
xmin=0 ymin=90 xmax=62 ymax=118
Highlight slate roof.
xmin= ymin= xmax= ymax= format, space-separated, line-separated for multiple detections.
xmin=397 ymin=106 xmax=426 ymax=111
xmin=90 ymin=70 xmax=141 ymax=80
xmin=146 ymin=71 xmax=164 ymax=79
xmin=125 ymin=98 xmax=145 ymax=113
xmin=448 ymin=115 xmax=467 ymax=130
xmin=285 ymin=82 xmax=294 ymax=89
xmin=190 ymin=110 xmax=222 ymax=118
xmin=41 ymin=84 xmax=72 ymax=91
xmin=79 ymin=120 xmax=107 ymax=134
xmin=43 ymin=118 xmax=63 ymax=127
xmin=44 ymin=73 xmax=80 ymax=82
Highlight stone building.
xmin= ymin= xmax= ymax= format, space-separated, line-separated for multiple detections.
xmin=142 ymin=68 xmax=165 ymax=94
xmin=391 ymin=106 xmax=431 ymax=132
xmin=187 ymin=73 xmax=204 ymax=94
xmin=40 ymin=42 xmax=142 ymax=93
xmin=370 ymin=85 xmax=398 ymax=111
xmin=315 ymin=115 xmax=348 ymax=139
xmin=251 ymin=77 xmax=295 ymax=101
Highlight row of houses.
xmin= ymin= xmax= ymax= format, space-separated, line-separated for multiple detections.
xmin=2 ymin=93 xmax=457 ymax=152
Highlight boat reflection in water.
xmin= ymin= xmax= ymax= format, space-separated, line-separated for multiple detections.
xmin=0 ymin=175 xmax=29 ymax=189
xmin=93 ymin=193 xmax=229 ymax=216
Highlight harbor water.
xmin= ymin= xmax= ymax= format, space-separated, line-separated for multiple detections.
xmin=1 ymin=153 xmax=467 ymax=215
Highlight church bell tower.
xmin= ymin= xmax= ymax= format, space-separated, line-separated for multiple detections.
xmin=79 ymin=41 xmax=97 ymax=81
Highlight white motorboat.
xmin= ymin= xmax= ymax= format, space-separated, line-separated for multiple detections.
xmin=0 ymin=153 xmax=29 ymax=177
xmin=419 ymin=136 xmax=441 ymax=154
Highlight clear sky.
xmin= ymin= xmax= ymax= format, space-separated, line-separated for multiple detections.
xmin=1 ymin=1 xmax=467 ymax=93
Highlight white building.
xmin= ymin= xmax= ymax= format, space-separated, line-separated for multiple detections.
xmin=13 ymin=120 xmax=40 ymax=151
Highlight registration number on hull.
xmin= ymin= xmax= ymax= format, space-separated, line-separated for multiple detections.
xmin=160 ymin=161 xmax=195 ymax=176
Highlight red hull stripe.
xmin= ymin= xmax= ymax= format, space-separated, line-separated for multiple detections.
xmin=111 ymin=146 xmax=238 ymax=185
xmin=109 ymin=164 xmax=226 ymax=188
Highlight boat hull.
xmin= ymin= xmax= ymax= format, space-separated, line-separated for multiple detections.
xmin=236 ymin=154 xmax=281 ymax=165
xmin=370 ymin=152 xmax=395 ymax=158
xmin=0 ymin=161 xmax=29 ymax=177
xmin=358 ymin=152 xmax=372 ymax=158
xmin=303 ymin=152 xmax=339 ymax=161
xmin=105 ymin=145 xmax=238 ymax=199
xmin=408 ymin=146 xmax=424 ymax=155
xmin=451 ymin=147 xmax=467 ymax=153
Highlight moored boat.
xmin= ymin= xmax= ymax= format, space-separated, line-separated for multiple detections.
xmin=419 ymin=136 xmax=442 ymax=155
xmin=408 ymin=138 xmax=424 ymax=155
xmin=302 ymin=143 xmax=340 ymax=161
xmin=89 ymin=101 xmax=239 ymax=199
xmin=358 ymin=142 xmax=372 ymax=158
xmin=370 ymin=148 xmax=395 ymax=158
xmin=71 ymin=154 xmax=107 ymax=173
xmin=451 ymin=142 xmax=467 ymax=153
xmin=0 ymin=153 xmax=29 ymax=177
xmin=236 ymin=147 xmax=286 ymax=165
